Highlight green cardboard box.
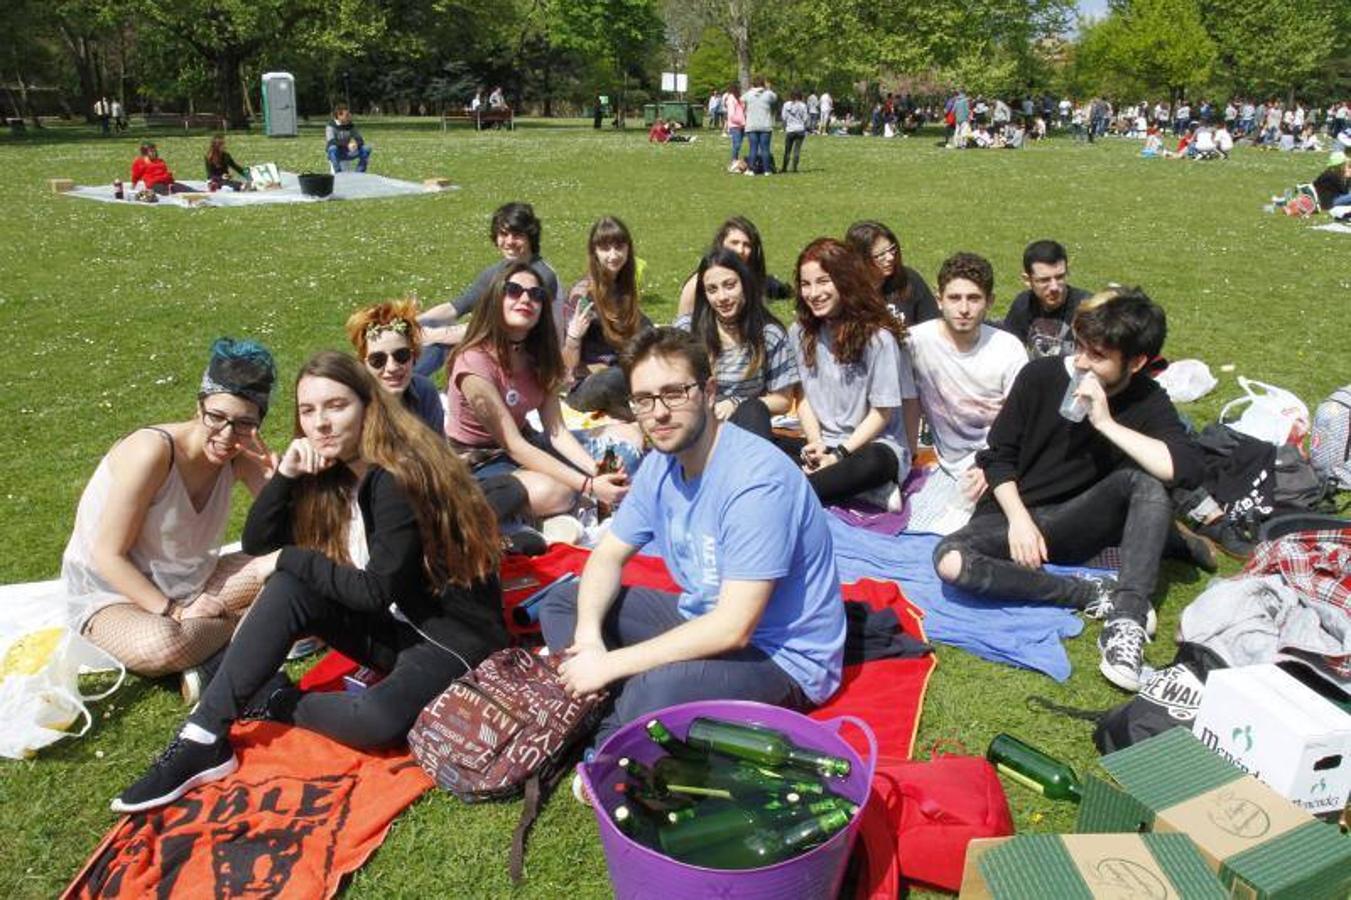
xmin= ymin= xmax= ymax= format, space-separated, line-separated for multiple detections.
xmin=1076 ymin=728 xmax=1351 ymax=900
xmin=959 ymin=833 xmax=1227 ymax=899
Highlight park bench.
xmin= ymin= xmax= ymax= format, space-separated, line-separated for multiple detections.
xmin=143 ymin=113 xmax=228 ymax=131
xmin=441 ymin=108 xmax=514 ymax=132
xmin=6 ymin=117 xmax=26 ymax=136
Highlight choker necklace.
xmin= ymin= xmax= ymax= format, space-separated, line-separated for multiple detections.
xmin=509 ymin=338 xmax=527 ymax=349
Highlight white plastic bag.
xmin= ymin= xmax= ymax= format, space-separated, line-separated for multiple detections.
xmin=1218 ymin=377 xmax=1311 ymax=447
xmin=1155 ymin=359 xmax=1218 ymax=403
xmin=0 ymin=626 xmax=125 ymax=759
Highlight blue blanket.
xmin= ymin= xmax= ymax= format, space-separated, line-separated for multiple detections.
xmin=828 ymin=518 xmax=1109 ymax=682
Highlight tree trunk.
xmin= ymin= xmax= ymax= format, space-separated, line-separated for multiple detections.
xmin=216 ymin=50 xmax=248 ymax=129
xmin=57 ymin=24 xmax=100 ymax=123
xmin=727 ymin=0 xmax=752 ymax=90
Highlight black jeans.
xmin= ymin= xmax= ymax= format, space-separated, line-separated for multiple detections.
xmin=933 ymin=468 xmax=1171 ymax=625
xmin=728 ymin=398 xmax=774 ymax=441
xmin=188 ymin=571 xmax=470 ymax=751
xmin=776 ymin=436 xmax=899 ymax=505
xmin=782 ymin=132 xmax=805 ymax=171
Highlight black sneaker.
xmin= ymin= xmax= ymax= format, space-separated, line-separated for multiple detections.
xmin=240 ymin=671 xmax=295 ymax=721
xmin=1098 ymin=619 xmax=1148 ymax=692
xmin=502 ymin=526 xmax=548 ymax=557
xmin=111 ymin=736 xmax=237 ymax=813
xmin=1196 ymin=517 xmax=1257 ymax=560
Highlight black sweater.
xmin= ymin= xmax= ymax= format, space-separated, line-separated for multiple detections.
xmin=242 ymin=466 xmax=506 ymax=665
xmin=975 ymin=356 xmax=1204 ymax=512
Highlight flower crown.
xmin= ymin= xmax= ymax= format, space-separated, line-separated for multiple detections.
xmin=365 ymin=319 xmax=411 ymax=342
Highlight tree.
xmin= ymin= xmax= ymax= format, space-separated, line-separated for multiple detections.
xmin=1072 ymin=0 xmax=1216 ymax=101
xmin=1199 ymin=0 xmax=1339 ymax=99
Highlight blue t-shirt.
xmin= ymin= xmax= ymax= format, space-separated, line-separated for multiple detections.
xmin=610 ymin=423 xmax=845 ymax=704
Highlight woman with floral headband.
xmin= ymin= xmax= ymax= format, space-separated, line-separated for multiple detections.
xmin=61 ymin=338 xmax=278 ymax=700
xmin=345 ymin=299 xmax=444 ymax=434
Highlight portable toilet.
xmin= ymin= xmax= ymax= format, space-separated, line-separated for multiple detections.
xmin=261 ymin=72 xmax=297 ymax=137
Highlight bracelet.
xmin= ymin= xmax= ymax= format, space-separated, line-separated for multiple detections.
xmin=160 ymin=598 xmax=175 ymax=617
xmin=581 ymin=476 xmax=593 ymax=497
xmin=831 ymin=445 xmax=851 ymax=459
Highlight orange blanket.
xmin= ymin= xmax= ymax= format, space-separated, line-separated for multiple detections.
xmin=64 ymin=722 xmax=432 ymax=899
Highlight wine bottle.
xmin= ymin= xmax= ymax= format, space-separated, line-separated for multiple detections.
xmin=986 ymin=733 xmax=1082 ymax=803
xmin=613 ymin=804 xmax=659 ymax=846
xmin=652 ymin=756 xmax=826 ymax=799
xmin=686 ymin=717 xmax=851 ymax=777
xmin=675 ymin=808 xmax=852 ymax=870
xmin=645 ymin=719 xmax=706 ymax=761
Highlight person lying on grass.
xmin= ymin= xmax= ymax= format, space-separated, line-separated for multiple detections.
xmin=538 ymin=326 xmax=845 ymax=753
xmin=63 ymin=338 xmax=276 ymax=700
xmin=673 ymin=246 xmax=799 ymax=442
xmin=113 ymin=352 xmax=505 ymax=813
xmin=445 ymin=261 xmax=639 ymax=518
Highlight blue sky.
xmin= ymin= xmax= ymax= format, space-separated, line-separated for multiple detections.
xmin=1077 ymin=0 xmax=1110 ymax=20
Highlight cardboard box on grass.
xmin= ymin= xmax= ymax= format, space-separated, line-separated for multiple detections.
xmin=1193 ymin=663 xmax=1351 ymax=816
xmin=959 ymin=833 xmax=1227 ymax=899
xmin=1076 ymin=728 xmax=1351 ymax=900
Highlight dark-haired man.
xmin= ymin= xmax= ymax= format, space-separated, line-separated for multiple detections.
xmin=415 ymin=201 xmax=564 ymax=376
xmin=999 ymin=240 xmax=1092 ymax=359
xmin=538 ymin=327 xmax=845 ymax=747
xmin=935 ymin=289 xmax=1205 ymax=691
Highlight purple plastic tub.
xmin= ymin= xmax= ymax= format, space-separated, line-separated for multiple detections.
xmin=577 ymin=700 xmax=877 ymax=900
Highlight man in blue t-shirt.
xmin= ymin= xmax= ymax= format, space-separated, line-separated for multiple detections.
xmin=539 ymin=327 xmax=845 ymax=748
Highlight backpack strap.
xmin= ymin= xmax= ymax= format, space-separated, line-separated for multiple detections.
xmin=510 ymin=774 xmax=543 ymax=883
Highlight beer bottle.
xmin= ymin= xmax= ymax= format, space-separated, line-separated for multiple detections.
xmin=613 ymin=804 xmax=660 ymax=846
xmin=596 ymin=446 xmax=622 ymax=518
xmin=986 ymin=733 xmax=1082 ymax=803
xmin=686 ymin=717 xmax=852 ymax=777
xmin=645 ymin=718 xmax=705 ymax=761
xmin=676 ymin=808 xmax=852 ymax=870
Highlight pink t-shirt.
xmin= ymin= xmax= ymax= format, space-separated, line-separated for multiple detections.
xmin=445 ymin=346 xmax=546 ymax=447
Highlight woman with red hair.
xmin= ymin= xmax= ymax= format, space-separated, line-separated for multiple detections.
xmin=787 ymin=238 xmax=919 ymax=509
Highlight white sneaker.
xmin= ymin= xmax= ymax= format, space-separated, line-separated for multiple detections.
xmin=571 ymin=772 xmax=592 ymax=806
xmin=857 ymin=482 xmax=903 ymax=512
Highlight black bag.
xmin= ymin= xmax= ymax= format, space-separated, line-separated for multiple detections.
xmin=1271 ymin=444 xmax=1330 ymax=513
xmin=1093 ymin=642 xmax=1227 ymax=754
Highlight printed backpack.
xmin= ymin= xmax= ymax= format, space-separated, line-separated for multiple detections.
xmin=1311 ymin=385 xmax=1351 ymax=490
xmin=407 ymin=647 xmax=606 ymax=881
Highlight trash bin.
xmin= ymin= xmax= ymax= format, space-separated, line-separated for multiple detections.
xmin=261 ymin=72 xmax=297 ymax=138
xmin=643 ymin=104 xmax=658 ymax=126
xmin=660 ymin=101 xmax=694 ymax=127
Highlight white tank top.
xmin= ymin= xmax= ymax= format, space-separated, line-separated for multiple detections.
xmin=61 ymin=429 xmax=235 ymax=626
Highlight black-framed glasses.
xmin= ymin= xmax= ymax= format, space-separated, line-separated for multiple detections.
xmin=871 ymin=243 xmax=899 ymax=261
xmin=627 ymin=382 xmax=702 ymax=416
xmin=366 ymin=347 xmax=413 ymax=369
xmin=200 ymin=403 xmax=260 ymax=436
xmin=504 ymin=281 xmax=548 ymax=304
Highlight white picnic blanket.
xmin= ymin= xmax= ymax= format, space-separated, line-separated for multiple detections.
xmin=64 ymin=172 xmax=451 ymax=208
xmin=1312 ymin=221 xmax=1351 ymax=234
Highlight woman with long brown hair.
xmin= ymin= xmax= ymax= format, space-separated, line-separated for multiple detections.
xmin=843 ymin=220 xmax=938 ymax=327
xmin=113 ymin=352 xmax=506 ymax=813
xmin=559 ymin=215 xmax=652 ymax=420
xmin=203 ymin=134 xmax=248 ymax=191
xmin=787 ymin=238 xmax=920 ymax=510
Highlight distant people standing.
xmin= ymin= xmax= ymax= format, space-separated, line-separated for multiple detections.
xmin=594 ymin=94 xmax=603 ymax=130
xmin=806 ymin=92 xmax=820 ymax=133
xmin=111 ymin=98 xmax=127 ymax=132
xmin=781 ymin=90 xmax=809 ymax=173
xmin=707 ymin=90 xmax=722 ymax=130
xmin=488 ymin=86 xmax=507 ymax=110
xmin=724 ymin=83 xmax=746 ymax=169
xmin=95 ymin=97 xmax=111 ymax=135
xmin=819 ymin=91 xmax=833 ymax=135
xmin=743 ymin=76 xmax=778 ymax=176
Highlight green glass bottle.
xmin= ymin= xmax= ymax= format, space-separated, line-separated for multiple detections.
xmin=612 ymin=803 xmax=660 ymax=847
xmin=986 ymin=733 xmax=1082 ymax=803
xmin=652 ymin=756 xmax=827 ymax=799
xmin=685 ymin=717 xmax=852 ymax=778
xmin=675 ymin=808 xmax=853 ymax=870
xmin=645 ymin=719 xmax=706 ymax=761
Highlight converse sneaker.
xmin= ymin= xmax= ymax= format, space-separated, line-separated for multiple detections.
xmin=179 ymin=647 xmax=227 ymax=707
xmin=111 ymin=735 xmax=237 ymax=813
xmin=1098 ymin=619 xmax=1148 ymax=692
xmin=1078 ymin=576 xmax=1156 ymax=637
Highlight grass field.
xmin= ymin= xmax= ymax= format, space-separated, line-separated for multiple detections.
xmin=0 ymin=117 xmax=1346 ymax=898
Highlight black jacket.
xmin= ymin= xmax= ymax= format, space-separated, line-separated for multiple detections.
xmin=243 ymin=466 xmax=506 ymax=665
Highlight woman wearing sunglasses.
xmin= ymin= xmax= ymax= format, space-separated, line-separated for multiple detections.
xmin=61 ymin=338 xmax=277 ymax=693
xmin=345 ymin=299 xmax=444 ymax=434
xmin=447 ymin=262 xmax=635 ymax=517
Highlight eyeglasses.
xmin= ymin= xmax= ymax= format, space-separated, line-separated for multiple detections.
xmin=200 ymin=404 xmax=260 ymax=436
xmin=504 ymin=282 xmax=548 ymax=304
xmin=872 ymin=244 xmax=899 ymax=261
xmin=366 ymin=347 xmax=413 ymax=369
xmin=627 ymin=382 xmax=702 ymax=416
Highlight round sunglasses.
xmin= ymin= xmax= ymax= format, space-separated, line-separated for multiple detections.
xmin=366 ymin=347 xmax=413 ymax=369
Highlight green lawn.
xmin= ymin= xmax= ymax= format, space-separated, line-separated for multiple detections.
xmin=0 ymin=118 xmax=1345 ymax=898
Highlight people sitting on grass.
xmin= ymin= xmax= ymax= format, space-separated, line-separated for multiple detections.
xmin=934 ymin=289 xmax=1211 ymax=692
xmin=1314 ymin=150 xmax=1351 ymax=212
xmin=538 ymin=327 xmax=845 ymax=753
xmin=906 ymin=253 xmax=1027 ymax=533
xmin=203 ymin=135 xmax=249 ymax=191
xmin=999 ymin=239 xmax=1092 ymax=359
xmin=677 ymin=216 xmax=792 ymax=316
xmin=647 ymin=117 xmax=693 ymax=144
xmin=415 ymin=202 xmax=564 ymax=378
xmin=112 ymin=352 xmax=506 ymax=813
xmin=345 ymin=300 xmax=444 ymax=433
xmin=844 ymin=220 xmax=939 ymax=327
xmin=131 ymin=142 xmax=192 ymax=195
xmin=62 ymin=339 xmax=276 ymax=695
xmin=325 ymin=103 xmax=371 ymax=173
xmin=560 ymin=215 xmax=653 ymax=421
xmin=787 ymin=238 xmax=919 ymax=510
xmin=674 ymin=247 xmax=799 ymax=441
xmin=1140 ymin=127 xmax=1164 ymax=158
xmin=445 ymin=262 xmax=637 ymax=518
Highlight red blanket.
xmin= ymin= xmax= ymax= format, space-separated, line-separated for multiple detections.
xmin=297 ymin=544 xmax=936 ymax=898
xmin=64 ymin=722 xmax=433 ymax=899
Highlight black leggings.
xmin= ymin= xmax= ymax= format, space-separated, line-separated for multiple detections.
xmin=775 ymin=436 xmax=899 ymax=505
xmin=188 ymin=571 xmax=470 ymax=751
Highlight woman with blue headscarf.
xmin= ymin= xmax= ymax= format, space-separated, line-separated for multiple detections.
xmin=62 ymin=338 xmax=279 ymax=697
